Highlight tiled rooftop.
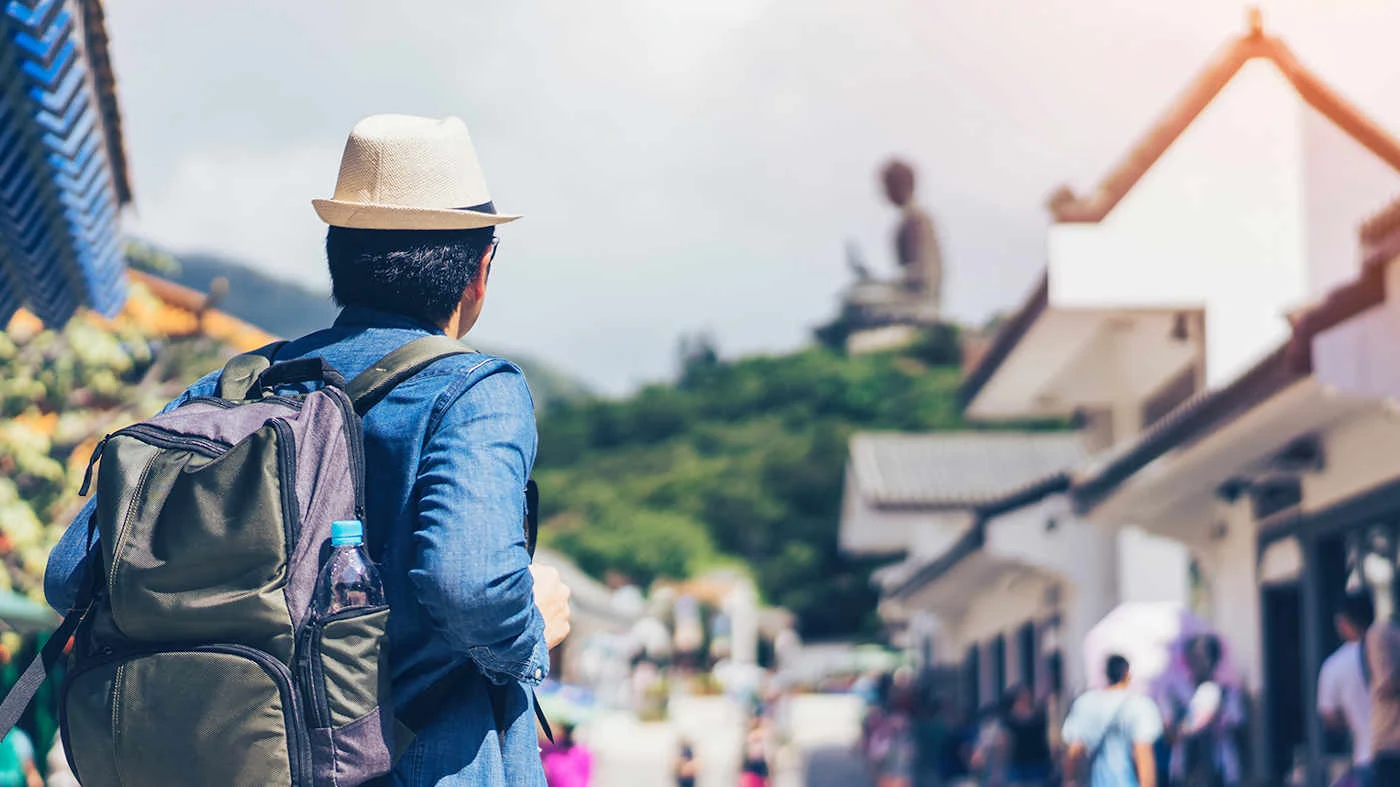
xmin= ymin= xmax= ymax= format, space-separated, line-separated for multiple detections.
xmin=850 ymin=431 xmax=1088 ymax=509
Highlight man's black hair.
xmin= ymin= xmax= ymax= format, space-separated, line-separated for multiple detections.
xmin=1187 ymin=634 xmax=1222 ymax=667
xmin=1106 ymin=654 xmax=1130 ymax=685
xmin=1340 ymin=592 xmax=1377 ymax=631
xmin=326 ymin=226 xmax=495 ymax=326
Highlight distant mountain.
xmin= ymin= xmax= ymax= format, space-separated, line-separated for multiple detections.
xmin=170 ymin=252 xmax=339 ymax=340
xmin=128 ymin=245 xmax=591 ymax=409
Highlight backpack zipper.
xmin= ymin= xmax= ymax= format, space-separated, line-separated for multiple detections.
xmin=63 ymin=643 xmax=314 ymax=786
xmin=106 ymin=451 xmax=161 ymax=594
xmin=184 ymin=395 xmax=304 ymax=410
xmin=111 ymin=424 xmax=231 ymax=457
xmin=323 ymin=387 xmax=368 ymax=523
xmin=294 ymin=622 xmax=328 ymax=728
xmin=269 ymin=418 xmax=301 ymax=549
xmin=294 ymin=604 xmax=390 ymax=730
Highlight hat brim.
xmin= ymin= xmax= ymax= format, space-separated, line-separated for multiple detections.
xmin=312 ymin=199 xmax=521 ymax=230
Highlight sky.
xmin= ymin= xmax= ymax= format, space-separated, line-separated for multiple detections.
xmin=105 ymin=0 xmax=1400 ymax=394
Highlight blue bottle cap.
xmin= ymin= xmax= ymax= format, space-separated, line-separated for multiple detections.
xmin=330 ymin=520 xmax=364 ymax=547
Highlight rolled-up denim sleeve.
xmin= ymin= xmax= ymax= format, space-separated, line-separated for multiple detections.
xmin=44 ymin=497 xmax=97 ymax=613
xmin=410 ymin=365 xmax=547 ymax=685
xmin=44 ymin=372 xmax=220 ymax=613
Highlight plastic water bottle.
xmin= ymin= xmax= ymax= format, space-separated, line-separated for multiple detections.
xmin=313 ymin=520 xmax=384 ymax=617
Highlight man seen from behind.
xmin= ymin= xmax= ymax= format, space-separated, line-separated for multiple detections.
xmin=45 ymin=114 xmax=572 ymax=786
xmin=1062 ymin=654 xmax=1161 ymax=787
xmin=1319 ymin=593 xmax=1375 ymax=785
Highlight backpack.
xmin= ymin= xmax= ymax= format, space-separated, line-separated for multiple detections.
xmin=0 ymin=335 xmax=486 ymax=786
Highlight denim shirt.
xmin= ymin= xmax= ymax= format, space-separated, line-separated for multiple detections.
xmin=45 ymin=307 xmax=549 ymax=786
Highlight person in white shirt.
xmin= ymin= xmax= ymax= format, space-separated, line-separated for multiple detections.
xmin=1319 ymin=593 xmax=1375 ymax=784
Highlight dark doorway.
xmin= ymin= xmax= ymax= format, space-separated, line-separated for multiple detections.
xmin=963 ymin=647 xmax=980 ymax=719
xmin=1262 ymin=582 xmax=1304 ymax=779
xmin=1017 ymin=622 xmax=1036 ymax=695
xmin=990 ymin=635 xmax=1007 ymax=702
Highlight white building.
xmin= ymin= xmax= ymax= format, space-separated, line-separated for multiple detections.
xmin=843 ymin=432 xmax=1125 ymax=710
xmin=965 ymin=10 xmax=1400 ymax=432
xmin=845 ymin=12 xmax=1400 ymax=785
xmin=1069 ymin=202 xmax=1400 ymax=784
xmin=953 ymin=13 xmax=1400 ymax=786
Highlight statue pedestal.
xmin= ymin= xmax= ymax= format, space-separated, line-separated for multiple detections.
xmin=815 ymin=278 xmax=947 ymax=353
xmin=847 ymin=324 xmax=920 ymax=354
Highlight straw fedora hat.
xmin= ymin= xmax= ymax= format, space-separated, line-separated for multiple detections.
xmin=313 ymin=114 xmax=520 ymax=230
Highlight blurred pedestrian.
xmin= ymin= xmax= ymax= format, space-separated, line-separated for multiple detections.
xmin=913 ymin=693 xmax=951 ymax=787
xmin=1319 ymin=593 xmax=1375 ymax=786
xmin=675 ymin=740 xmax=700 ymax=787
xmin=970 ymin=704 xmax=1008 ymax=787
xmin=0 ymin=727 xmax=41 ymax=787
xmin=867 ymin=684 xmax=918 ymax=787
xmin=541 ymin=724 xmax=592 ymax=787
xmin=741 ymin=716 xmax=774 ymax=787
xmin=45 ymin=736 xmax=77 ymax=787
xmin=1003 ymin=686 xmax=1052 ymax=786
xmin=1161 ymin=635 xmax=1242 ymax=786
xmin=1366 ymin=614 xmax=1400 ymax=785
xmin=1062 ymin=654 xmax=1161 ymax=787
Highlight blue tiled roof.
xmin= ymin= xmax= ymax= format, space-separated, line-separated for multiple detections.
xmin=0 ymin=0 xmax=128 ymax=327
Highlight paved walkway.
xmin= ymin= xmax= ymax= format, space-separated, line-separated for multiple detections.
xmin=587 ymin=692 xmax=870 ymax=787
xmin=778 ymin=694 xmax=872 ymax=787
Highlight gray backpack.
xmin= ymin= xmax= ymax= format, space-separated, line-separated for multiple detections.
xmin=1 ymin=336 xmax=475 ymax=786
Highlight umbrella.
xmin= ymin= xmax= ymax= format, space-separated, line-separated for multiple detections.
xmin=0 ymin=589 xmax=60 ymax=634
xmin=1081 ymin=602 xmax=1239 ymax=695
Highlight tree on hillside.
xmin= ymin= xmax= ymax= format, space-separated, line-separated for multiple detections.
xmin=534 ymin=337 xmax=983 ymax=638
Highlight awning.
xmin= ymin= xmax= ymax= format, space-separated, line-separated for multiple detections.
xmin=1076 ymin=377 xmax=1370 ymax=535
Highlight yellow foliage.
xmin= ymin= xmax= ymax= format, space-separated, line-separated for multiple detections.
xmin=12 ymin=410 xmax=57 ymax=438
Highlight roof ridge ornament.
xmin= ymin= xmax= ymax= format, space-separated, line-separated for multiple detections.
xmin=1246 ymin=6 xmax=1264 ymax=38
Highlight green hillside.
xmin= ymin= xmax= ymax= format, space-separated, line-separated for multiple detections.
xmin=534 ymin=329 xmax=977 ymax=639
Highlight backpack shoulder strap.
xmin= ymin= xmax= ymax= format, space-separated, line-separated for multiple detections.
xmin=1087 ymin=694 xmax=1133 ymax=766
xmin=347 ymin=335 xmax=473 ymax=416
xmin=215 ymin=340 xmax=289 ymax=400
xmin=0 ymin=605 xmax=86 ymax=741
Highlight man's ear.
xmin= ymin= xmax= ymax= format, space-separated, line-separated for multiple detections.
xmin=468 ymin=250 xmax=493 ymax=300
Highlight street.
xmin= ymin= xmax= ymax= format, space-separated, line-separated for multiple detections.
xmin=587 ymin=693 xmax=870 ymax=787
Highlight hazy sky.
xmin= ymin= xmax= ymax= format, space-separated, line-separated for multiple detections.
xmin=106 ymin=0 xmax=1400 ymax=393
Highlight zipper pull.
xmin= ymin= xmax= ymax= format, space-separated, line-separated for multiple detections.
xmin=78 ymin=435 xmax=110 ymax=497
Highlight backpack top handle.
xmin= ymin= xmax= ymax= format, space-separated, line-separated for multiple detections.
xmin=250 ymin=357 xmax=349 ymax=395
xmin=216 ymin=341 xmax=289 ymax=400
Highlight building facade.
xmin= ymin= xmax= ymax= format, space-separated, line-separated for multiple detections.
xmin=845 ymin=13 xmax=1400 ymax=785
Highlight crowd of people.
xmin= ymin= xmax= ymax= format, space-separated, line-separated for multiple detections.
xmin=858 ymin=633 xmax=1252 ymax=787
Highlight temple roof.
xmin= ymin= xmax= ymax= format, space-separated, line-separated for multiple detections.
xmin=1048 ymin=9 xmax=1400 ymax=224
xmin=0 ymin=0 xmax=132 ymax=326
xmin=79 ymin=0 xmax=131 ymax=205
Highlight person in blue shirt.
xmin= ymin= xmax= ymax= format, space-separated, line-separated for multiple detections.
xmin=1062 ymin=655 xmax=1162 ymax=787
xmin=45 ymin=114 xmax=573 ymax=786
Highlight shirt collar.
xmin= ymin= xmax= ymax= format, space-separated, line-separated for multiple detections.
xmin=333 ymin=306 xmax=447 ymax=335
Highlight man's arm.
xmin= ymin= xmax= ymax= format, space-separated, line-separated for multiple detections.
xmin=1062 ymin=742 xmax=1085 ymax=786
xmin=410 ymin=367 xmax=551 ymax=684
xmin=1131 ymin=696 xmax=1165 ymax=787
xmin=1132 ymin=742 xmax=1157 ymax=787
xmin=1317 ymin=662 xmax=1346 ymax=730
xmin=1368 ymin=624 xmax=1400 ymax=697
